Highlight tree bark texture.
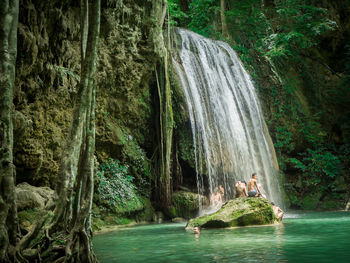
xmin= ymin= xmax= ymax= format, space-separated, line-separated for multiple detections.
xmin=220 ymin=0 xmax=229 ymax=38
xmin=0 ymin=0 xmax=19 ymax=261
xmin=53 ymin=0 xmax=99 ymax=235
xmin=45 ymin=0 xmax=100 ymax=262
xmin=62 ymin=0 xmax=100 ymax=261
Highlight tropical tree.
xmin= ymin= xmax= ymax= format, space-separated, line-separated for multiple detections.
xmin=0 ymin=0 xmax=19 ymax=261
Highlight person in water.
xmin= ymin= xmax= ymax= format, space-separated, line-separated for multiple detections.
xmin=235 ymin=180 xmax=248 ymax=198
xmin=193 ymin=226 xmax=200 ymax=234
xmin=248 ymin=173 xmax=266 ymax=198
xmin=271 ymin=202 xmax=284 ymax=221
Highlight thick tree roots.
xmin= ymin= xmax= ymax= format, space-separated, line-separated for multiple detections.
xmin=2 ymin=212 xmax=97 ymax=263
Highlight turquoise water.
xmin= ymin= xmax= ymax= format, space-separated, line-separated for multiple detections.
xmin=93 ymin=212 xmax=350 ymax=263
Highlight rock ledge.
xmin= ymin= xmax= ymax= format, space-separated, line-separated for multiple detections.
xmin=186 ymin=197 xmax=277 ymax=229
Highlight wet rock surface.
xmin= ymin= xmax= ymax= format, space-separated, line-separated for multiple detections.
xmin=186 ymin=197 xmax=277 ymax=229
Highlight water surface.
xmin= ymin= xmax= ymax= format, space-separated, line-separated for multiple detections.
xmin=93 ymin=212 xmax=350 ymax=262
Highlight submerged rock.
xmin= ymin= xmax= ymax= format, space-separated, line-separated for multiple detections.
xmin=186 ymin=197 xmax=277 ymax=229
xmin=172 ymin=217 xmax=187 ymax=223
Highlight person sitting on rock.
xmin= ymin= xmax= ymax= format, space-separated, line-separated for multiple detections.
xmin=235 ymin=180 xmax=248 ymax=198
xmin=210 ymin=187 xmax=222 ymax=209
xmin=248 ymin=173 xmax=266 ymax=198
xmin=218 ymin=185 xmax=225 ymax=200
xmin=271 ymin=202 xmax=284 ymax=221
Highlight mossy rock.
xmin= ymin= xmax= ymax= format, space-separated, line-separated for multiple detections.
xmin=186 ymin=198 xmax=277 ymax=229
xmin=318 ymin=200 xmax=343 ymax=210
xmin=135 ymin=197 xmax=155 ymax=222
xmin=92 ymin=217 xmax=105 ymax=232
xmin=170 ymin=191 xmax=209 ymax=219
xmin=332 ymin=176 xmax=347 ymax=192
xmin=302 ymin=191 xmax=322 ymax=210
xmin=113 ymin=196 xmax=144 ymax=214
xmin=18 ymin=209 xmax=42 ymax=232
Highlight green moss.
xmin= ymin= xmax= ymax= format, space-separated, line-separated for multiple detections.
xmin=114 ymin=217 xmax=132 ymax=225
xmin=135 ymin=197 xmax=155 ymax=222
xmin=171 ymin=191 xmax=208 ymax=219
xmin=187 ymin=198 xmax=276 ymax=229
xmin=302 ymin=192 xmax=322 ymax=210
xmin=318 ymin=200 xmax=342 ymax=210
xmin=92 ymin=217 xmax=106 ymax=232
xmin=18 ymin=209 xmax=42 ymax=230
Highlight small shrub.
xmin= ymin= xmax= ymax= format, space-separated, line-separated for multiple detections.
xmin=94 ymin=159 xmax=142 ymax=213
xmin=289 ymin=147 xmax=341 ymax=186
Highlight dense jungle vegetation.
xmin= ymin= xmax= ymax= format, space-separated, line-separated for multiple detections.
xmin=0 ymin=0 xmax=349 ymax=262
xmin=169 ymin=0 xmax=350 ymax=209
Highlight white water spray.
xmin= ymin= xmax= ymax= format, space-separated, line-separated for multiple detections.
xmin=173 ymin=28 xmax=283 ymax=209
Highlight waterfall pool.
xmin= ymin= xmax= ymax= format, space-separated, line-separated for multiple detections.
xmin=93 ymin=211 xmax=350 ymax=263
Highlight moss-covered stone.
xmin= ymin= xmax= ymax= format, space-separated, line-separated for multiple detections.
xmin=169 ymin=191 xmax=209 ymax=219
xmin=14 ymin=0 xmax=164 ymax=188
xmin=302 ymin=192 xmax=322 ymax=210
xmin=135 ymin=197 xmax=155 ymax=222
xmin=186 ymin=198 xmax=277 ymax=229
xmin=92 ymin=196 xmax=155 ymax=231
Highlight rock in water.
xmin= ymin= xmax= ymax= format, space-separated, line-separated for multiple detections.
xmin=166 ymin=191 xmax=209 ymax=219
xmin=186 ymin=198 xmax=277 ymax=229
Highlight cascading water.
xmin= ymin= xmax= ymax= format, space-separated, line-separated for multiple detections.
xmin=173 ymin=28 xmax=283 ymax=210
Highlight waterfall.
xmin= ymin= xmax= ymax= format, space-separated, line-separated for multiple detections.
xmin=173 ymin=28 xmax=283 ymax=209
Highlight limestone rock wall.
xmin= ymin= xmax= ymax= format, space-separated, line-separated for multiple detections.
xmin=14 ymin=0 xmax=166 ymax=188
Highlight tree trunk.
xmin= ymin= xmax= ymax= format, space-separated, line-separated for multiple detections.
xmin=52 ymin=0 xmax=99 ymax=235
xmin=0 ymin=0 xmax=19 ymax=261
xmin=220 ymin=0 xmax=229 ymax=38
xmin=64 ymin=0 xmax=100 ymax=261
xmin=49 ymin=0 xmax=100 ymax=262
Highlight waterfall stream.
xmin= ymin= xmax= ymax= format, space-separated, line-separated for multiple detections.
xmin=173 ymin=28 xmax=283 ymax=209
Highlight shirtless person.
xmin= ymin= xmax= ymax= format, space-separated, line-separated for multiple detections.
xmin=235 ymin=180 xmax=248 ymax=198
xmin=193 ymin=226 xmax=200 ymax=234
xmin=248 ymin=173 xmax=265 ymax=197
xmin=210 ymin=187 xmax=222 ymax=208
xmin=271 ymin=202 xmax=284 ymax=221
xmin=218 ymin=185 xmax=225 ymax=200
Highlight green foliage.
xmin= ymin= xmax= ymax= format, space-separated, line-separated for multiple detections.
xmin=168 ymin=0 xmax=188 ymax=26
xmin=188 ymin=0 xmax=219 ymax=37
xmin=94 ymin=159 xmax=143 ymax=213
xmin=121 ymin=134 xmax=151 ymax=193
xmin=226 ymin=0 xmax=269 ymax=43
xmin=289 ymin=147 xmax=341 ymax=186
xmin=51 ymin=65 xmax=80 ymax=85
xmin=263 ymin=0 xmax=336 ymax=58
xmin=114 ymin=217 xmax=131 ymax=225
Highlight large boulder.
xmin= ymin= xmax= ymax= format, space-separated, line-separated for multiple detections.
xmin=166 ymin=191 xmax=209 ymax=219
xmin=186 ymin=197 xmax=277 ymax=229
xmin=15 ymin=182 xmax=56 ymax=211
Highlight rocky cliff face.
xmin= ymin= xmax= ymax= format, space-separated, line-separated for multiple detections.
xmin=14 ymin=0 xmax=166 ymax=188
xmin=13 ymin=0 xmax=350 ymax=211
